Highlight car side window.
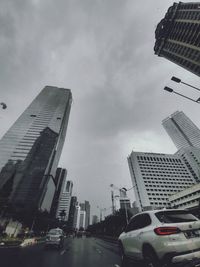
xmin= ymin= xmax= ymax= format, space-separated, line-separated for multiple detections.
xmin=125 ymin=214 xmax=151 ymax=232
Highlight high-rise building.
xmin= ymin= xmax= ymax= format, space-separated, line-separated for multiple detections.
xmin=56 ymin=180 xmax=73 ymax=221
xmin=0 ymin=86 xmax=72 ymax=212
xmin=176 ymin=147 xmax=200 ymax=183
xmin=79 ymin=210 xmax=86 ymax=229
xmin=68 ymin=196 xmax=77 ymax=229
xmin=128 ymin=151 xmax=196 ymax=211
xmin=79 ymin=201 xmax=90 ymax=229
xmin=162 ymin=111 xmax=200 ymax=150
xmin=154 ymin=2 xmax=200 ymax=76
xmin=50 ymin=168 xmax=67 ymax=217
xmin=73 ymin=204 xmax=81 ymax=229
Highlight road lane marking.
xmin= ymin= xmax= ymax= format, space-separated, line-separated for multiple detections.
xmin=114 ymin=265 xmax=120 ymax=267
xmin=60 ymin=249 xmax=66 ymax=255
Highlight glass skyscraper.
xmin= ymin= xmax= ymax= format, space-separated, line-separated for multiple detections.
xmin=162 ymin=111 xmax=200 ymax=150
xmin=0 ymin=86 xmax=72 ymax=212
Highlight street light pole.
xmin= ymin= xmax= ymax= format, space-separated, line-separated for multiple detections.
xmin=171 ymin=76 xmax=200 ymax=92
xmin=164 ymin=87 xmax=199 ymax=103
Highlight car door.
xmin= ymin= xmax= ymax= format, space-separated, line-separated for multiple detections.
xmin=123 ymin=214 xmax=152 ymax=260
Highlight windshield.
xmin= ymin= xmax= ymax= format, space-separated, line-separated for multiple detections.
xmin=155 ymin=210 xmax=198 ymax=223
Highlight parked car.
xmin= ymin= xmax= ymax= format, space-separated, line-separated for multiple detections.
xmin=45 ymin=228 xmax=64 ymax=249
xmin=118 ymin=209 xmax=200 ymax=267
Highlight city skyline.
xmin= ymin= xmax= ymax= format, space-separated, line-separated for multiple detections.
xmin=1 ymin=0 xmax=200 ymax=217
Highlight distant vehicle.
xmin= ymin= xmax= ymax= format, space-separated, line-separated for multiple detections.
xmin=45 ymin=228 xmax=64 ymax=249
xmin=118 ymin=209 xmax=200 ymax=267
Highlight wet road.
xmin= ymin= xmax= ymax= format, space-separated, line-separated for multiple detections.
xmin=0 ymin=237 xmax=127 ymax=267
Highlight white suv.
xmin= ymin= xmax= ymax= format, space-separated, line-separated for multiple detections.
xmin=118 ymin=209 xmax=200 ymax=267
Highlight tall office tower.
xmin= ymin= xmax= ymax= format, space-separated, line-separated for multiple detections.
xmin=56 ymin=180 xmax=73 ymax=221
xmin=154 ymin=2 xmax=200 ymax=76
xmin=79 ymin=201 xmax=90 ymax=229
xmin=68 ymin=196 xmax=77 ymax=229
xmin=73 ymin=204 xmax=81 ymax=229
xmin=79 ymin=210 xmax=86 ymax=229
xmin=128 ymin=151 xmax=196 ymax=211
xmin=162 ymin=111 xmax=200 ymax=150
xmin=50 ymin=168 xmax=67 ymax=217
xmin=0 ymin=86 xmax=72 ymax=212
xmin=84 ymin=201 xmax=90 ymax=229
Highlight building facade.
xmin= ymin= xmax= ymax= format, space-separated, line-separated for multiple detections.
xmin=79 ymin=201 xmax=90 ymax=229
xmin=128 ymin=151 xmax=196 ymax=211
xmin=56 ymin=180 xmax=73 ymax=221
xmin=68 ymin=196 xmax=78 ymax=229
xmin=154 ymin=2 xmax=200 ymax=76
xmin=79 ymin=210 xmax=86 ymax=229
xmin=0 ymin=86 xmax=72 ymax=212
xmin=169 ymin=183 xmax=200 ymax=216
xmin=50 ymin=168 xmax=67 ymax=217
xmin=73 ymin=204 xmax=81 ymax=229
xmin=176 ymin=147 xmax=200 ymax=182
xmin=163 ymin=111 xmax=200 ymax=182
xmin=162 ymin=111 xmax=200 ymax=150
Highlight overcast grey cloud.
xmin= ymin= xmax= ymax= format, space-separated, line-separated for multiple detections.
xmin=1 ymin=0 xmax=200 ymax=217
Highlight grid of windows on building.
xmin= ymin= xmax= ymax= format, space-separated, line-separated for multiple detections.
xmin=162 ymin=111 xmax=200 ymax=150
xmin=128 ymin=152 xmax=197 ymax=211
xmin=154 ymin=2 xmax=200 ymax=76
xmin=169 ymin=183 xmax=200 ymax=213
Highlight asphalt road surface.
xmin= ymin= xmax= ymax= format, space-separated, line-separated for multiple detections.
xmin=0 ymin=237 xmax=134 ymax=267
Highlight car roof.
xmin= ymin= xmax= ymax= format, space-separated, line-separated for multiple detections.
xmin=131 ymin=209 xmax=189 ymax=217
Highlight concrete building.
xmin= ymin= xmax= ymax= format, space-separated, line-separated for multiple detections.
xmin=128 ymin=151 xmax=196 ymax=211
xmin=176 ymin=147 xmax=200 ymax=182
xmin=73 ymin=204 xmax=81 ymax=230
xmin=79 ymin=210 xmax=86 ymax=229
xmin=154 ymin=2 xmax=200 ymax=77
xmin=68 ymin=196 xmax=77 ymax=229
xmin=163 ymin=111 xmax=200 ymax=182
xmin=56 ymin=180 xmax=73 ymax=221
xmin=79 ymin=201 xmax=90 ymax=229
xmin=0 ymin=86 xmax=72 ymax=212
xmin=169 ymin=183 xmax=200 ymax=216
xmin=50 ymin=168 xmax=67 ymax=218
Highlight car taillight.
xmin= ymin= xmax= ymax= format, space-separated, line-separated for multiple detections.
xmin=154 ymin=227 xmax=181 ymax=235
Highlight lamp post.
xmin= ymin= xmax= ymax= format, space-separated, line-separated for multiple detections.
xmin=171 ymin=76 xmax=200 ymax=92
xmin=164 ymin=86 xmax=200 ymax=103
xmin=164 ymin=77 xmax=200 ymax=104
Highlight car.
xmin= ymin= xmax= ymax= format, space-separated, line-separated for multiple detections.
xmin=118 ymin=209 xmax=200 ymax=267
xmin=45 ymin=228 xmax=64 ymax=249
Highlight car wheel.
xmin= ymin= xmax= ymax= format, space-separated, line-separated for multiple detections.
xmin=143 ymin=247 xmax=159 ymax=267
xmin=119 ymin=242 xmax=128 ymax=267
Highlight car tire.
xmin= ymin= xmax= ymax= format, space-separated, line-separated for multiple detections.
xmin=143 ymin=247 xmax=159 ymax=267
xmin=119 ymin=242 xmax=128 ymax=267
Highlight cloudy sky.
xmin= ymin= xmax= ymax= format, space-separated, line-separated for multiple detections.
xmin=1 ymin=0 xmax=200 ymax=219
